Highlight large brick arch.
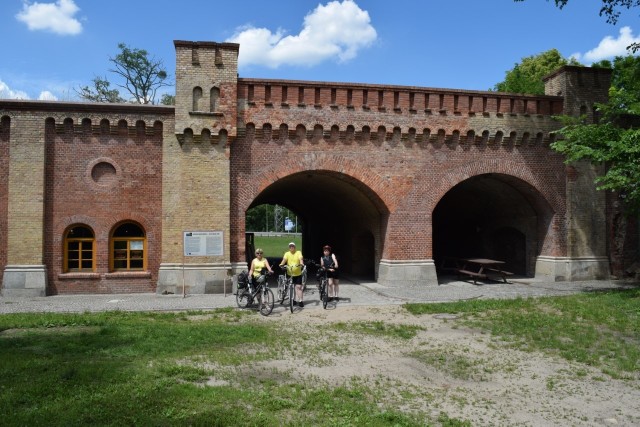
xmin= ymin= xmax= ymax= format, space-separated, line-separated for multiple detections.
xmin=230 ymin=152 xmax=398 ymax=266
xmin=240 ymin=153 xmax=392 ymax=214
xmin=429 ymin=159 xmax=564 ymax=214
xmin=426 ymin=159 xmax=567 ymax=259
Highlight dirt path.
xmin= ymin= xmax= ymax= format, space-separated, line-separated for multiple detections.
xmin=246 ymin=305 xmax=640 ymax=426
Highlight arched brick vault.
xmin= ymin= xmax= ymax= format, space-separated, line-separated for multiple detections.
xmin=232 ymin=81 xmax=570 ymax=274
xmin=231 ymin=148 xmax=567 ymax=267
xmin=240 ymin=154 xmax=394 ymax=212
xmin=428 ymin=159 xmax=566 ymax=259
xmin=230 ymin=152 xmax=393 ymax=265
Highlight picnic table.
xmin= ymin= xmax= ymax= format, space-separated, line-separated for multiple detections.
xmin=457 ymin=258 xmax=513 ymax=284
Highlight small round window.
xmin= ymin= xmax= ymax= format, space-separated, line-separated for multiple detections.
xmin=91 ymin=161 xmax=117 ymax=186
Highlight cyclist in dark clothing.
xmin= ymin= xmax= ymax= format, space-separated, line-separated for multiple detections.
xmin=320 ymin=245 xmax=339 ymax=301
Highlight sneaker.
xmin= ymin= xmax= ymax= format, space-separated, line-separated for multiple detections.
xmin=299 ymin=301 xmax=304 ymax=308
xmin=334 ymin=297 xmax=339 ymax=302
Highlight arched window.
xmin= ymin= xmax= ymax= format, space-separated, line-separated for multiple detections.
xmin=193 ymin=87 xmax=203 ymax=111
xmin=110 ymin=222 xmax=146 ymax=271
xmin=64 ymin=225 xmax=95 ymax=272
xmin=210 ymin=87 xmax=220 ymax=112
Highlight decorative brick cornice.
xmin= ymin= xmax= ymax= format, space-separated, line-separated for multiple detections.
xmin=0 ymin=99 xmax=174 ymax=115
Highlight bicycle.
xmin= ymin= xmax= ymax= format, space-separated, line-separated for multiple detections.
xmin=315 ymin=264 xmax=329 ymax=309
xmin=276 ymin=271 xmax=289 ymax=305
xmin=236 ymin=270 xmax=274 ymax=316
xmin=279 ymin=264 xmax=305 ymax=313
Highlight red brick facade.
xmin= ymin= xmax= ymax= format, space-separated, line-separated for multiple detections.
xmin=230 ymin=79 xmax=570 ymax=278
xmin=42 ymin=111 xmax=166 ymax=294
xmin=0 ymin=41 xmax=634 ymax=296
xmin=0 ymin=102 xmax=172 ymax=295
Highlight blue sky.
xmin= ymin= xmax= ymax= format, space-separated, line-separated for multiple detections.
xmin=1 ymin=0 xmax=639 ymax=102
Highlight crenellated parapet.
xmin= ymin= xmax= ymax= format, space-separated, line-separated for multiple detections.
xmin=237 ymin=79 xmax=564 ymax=149
xmin=49 ymin=117 xmax=164 ymax=138
xmin=241 ymin=122 xmax=558 ymax=147
xmin=0 ymin=100 xmax=173 ymax=139
xmin=238 ymin=79 xmax=563 ymax=115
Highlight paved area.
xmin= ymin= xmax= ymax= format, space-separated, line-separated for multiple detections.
xmin=1 ymin=276 xmax=637 ymax=314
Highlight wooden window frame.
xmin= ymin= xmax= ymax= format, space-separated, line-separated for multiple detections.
xmin=110 ymin=223 xmax=147 ymax=272
xmin=63 ymin=226 xmax=96 ymax=273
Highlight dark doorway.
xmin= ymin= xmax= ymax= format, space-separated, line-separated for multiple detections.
xmin=433 ymin=173 xmax=549 ymax=277
xmin=246 ymin=171 xmax=386 ymax=281
xmin=489 ymin=227 xmax=526 ymax=275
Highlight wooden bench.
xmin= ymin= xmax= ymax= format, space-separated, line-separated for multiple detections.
xmin=484 ymin=268 xmax=514 ymax=283
xmin=457 ymin=269 xmax=488 ymax=285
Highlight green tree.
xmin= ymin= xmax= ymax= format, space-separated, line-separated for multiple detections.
xmin=76 ymin=76 xmax=125 ymax=103
xmin=77 ymin=44 xmax=170 ymax=104
xmin=109 ymin=43 xmax=170 ymax=104
xmin=160 ymin=94 xmax=175 ymax=105
xmin=515 ymin=0 xmax=640 ymax=23
xmin=246 ymin=205 xmax=270 ymax=232
xmin=494 ymin=49 xmax=580 ymax=95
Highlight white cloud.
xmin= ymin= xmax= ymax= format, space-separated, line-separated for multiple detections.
xmin=0 ymin=79 xmax=30 ymax=100
xmin=571 ymin=26 xmax=640 ymax=63
xmin=16 ymin=0 xmax=82 ymax=36
xmin=226 ymin=0 xmax=377 ymax=69
xmin=38 ymin=90 xmax=58 ymax=101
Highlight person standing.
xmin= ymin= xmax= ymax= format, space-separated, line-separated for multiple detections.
xmin=280 ymin=242 xmax=305 ymax=307
xmin=320 ymin=245 xmax=339 ymax=301
xmin=248 ymin=248 xmax=273 ymax=287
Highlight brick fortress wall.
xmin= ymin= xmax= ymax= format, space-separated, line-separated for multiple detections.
xmin=231 ymin=79 xmax=569 ymax=270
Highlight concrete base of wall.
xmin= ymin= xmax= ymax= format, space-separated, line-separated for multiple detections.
xmin=157 ymin=262 xmax=246 ymax=294
xmin=378 ymin=259 xmax=438 ymax=286
xmin=2 ymin=265 xmax=47 ymax=297
xmin=535 ymin=256 xmax=610 ymax=281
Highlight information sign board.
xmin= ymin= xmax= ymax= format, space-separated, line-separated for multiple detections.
xmin=183 ymin=231 xmax=223 ymax=256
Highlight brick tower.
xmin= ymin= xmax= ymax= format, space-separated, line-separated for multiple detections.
xmin=157 ymin=41 xmax=241 ymax=294
xmin=537 ymin=66 xmax=613 ymax=280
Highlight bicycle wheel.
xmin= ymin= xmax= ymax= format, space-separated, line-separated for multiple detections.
xmin=321 ymin=280 xmax=328 ymax=309
xmin=259 ymin=288 xmax=275 ymax=316
xmin=236 ymin=289 xmax=251 ymax=308
xmin=277 ymin=275 xmax=287 ymax=304
xmin=289 ymin=283 xmax=295 ymax=313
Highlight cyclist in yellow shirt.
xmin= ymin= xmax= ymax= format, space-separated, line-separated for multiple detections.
xmin=279 ymin=242 xmax=305 ymax=307
xmin=249 ymin=248 xmax=273 ymax=287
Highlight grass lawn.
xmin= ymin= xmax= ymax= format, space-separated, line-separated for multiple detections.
xmin=254 ymin=234 xmax=302 ymax=258
xmin=1 ymin=289 xmax=638 ymax=425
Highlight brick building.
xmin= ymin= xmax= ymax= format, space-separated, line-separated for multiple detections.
xmin=0 ymin=40 xmax=634 ymax=296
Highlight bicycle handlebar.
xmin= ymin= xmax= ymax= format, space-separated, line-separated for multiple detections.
xmin=313 ymin=262 xmax=336 ymax=270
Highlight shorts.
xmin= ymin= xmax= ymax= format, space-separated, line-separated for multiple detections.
xmin=327 ymin=269 xmax=339 ymax=279
xmin=291 ymin=275 xmax=303 ymax=285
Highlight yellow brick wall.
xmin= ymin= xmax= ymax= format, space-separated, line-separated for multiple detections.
xmin=161 ymin=41 xmax=238 ymax=265
xmin=7 ymin=113 xmax=46 ymax=265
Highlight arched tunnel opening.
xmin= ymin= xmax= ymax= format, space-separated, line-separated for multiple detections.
xmin=433 ymin=173 xmax=553 ymax=278
xmin=246 ymin=171 xmax=387 ymax=282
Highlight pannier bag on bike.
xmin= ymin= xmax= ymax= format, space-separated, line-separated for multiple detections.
xmin=237 ymin=271 xmax=249 ymax=289
xmin=256 ymin=267 xmax=268 ymax=284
